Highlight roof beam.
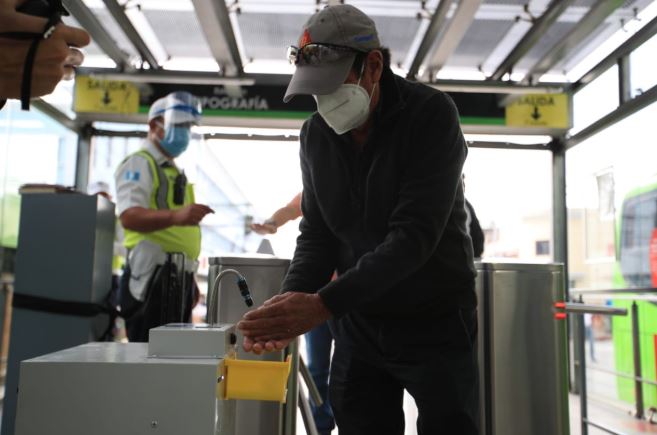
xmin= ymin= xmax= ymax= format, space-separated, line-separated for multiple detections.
xmin=489 ymin=0 xmax=575 ymax=81
xmin=522 ymin=0 xmax=625 ymax=84
xmin=191 ymin=0 xmax=244 ymax=76
xmin=102 ymin=0 xmax=161 ymax=69
xmin=422 ymin=0 xmax=484 ymax=79
xmin=406 ymin=0 xmax=453 ymax=80
xmin=467 ymin=141 xmax=550 ymax=150
xmin=62 ymin=0 xmax=132 ymax=70
xmin=31 ymin=99 xmax=81 ymax=133
xmin=571 ymin=13 xmax=657 ymax=93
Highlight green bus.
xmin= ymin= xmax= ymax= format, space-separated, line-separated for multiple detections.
xmin=612 ymin=180 xmax=657 ymax=409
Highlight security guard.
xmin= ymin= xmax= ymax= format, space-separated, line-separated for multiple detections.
xmin=114 ymin=91 xmax=214 ymax=342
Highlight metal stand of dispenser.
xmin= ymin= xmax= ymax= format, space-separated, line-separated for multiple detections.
xmin=476 ymin=262 xmax=570 ymax=435
xmin=208 ymin=255 xmax=297 ymax=435
xmin=1 ymin=193 xmax=115 ymax=435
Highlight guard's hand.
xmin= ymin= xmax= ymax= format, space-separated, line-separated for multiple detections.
xmin=250 ymin=222 xmax=277 ymax=235
xmin=0 ymin=1 xmax=90 ymax=99
xmin=171 ymin=204 xmax=214 ymax=226
xmin=237 ymin=292 xmax=332 ymax=353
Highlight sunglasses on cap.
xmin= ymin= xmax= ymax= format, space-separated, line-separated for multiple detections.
xmin=286 ymin=43 xmax=364 ymax=66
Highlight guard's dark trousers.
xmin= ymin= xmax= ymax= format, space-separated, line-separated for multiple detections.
xmin=329 ymin=308 xmax=479 ymax=435
xmin=119 ymin=261 xmax=196 ymax=342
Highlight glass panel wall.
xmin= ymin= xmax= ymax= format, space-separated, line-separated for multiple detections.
xmin=630 ymin=32 xmax=657 ymax=98
xmin=567 ymin=99 xmax=657 ymax=414
xmin=571 ymin=65 xmax=619 ymax=135
xmin=0 ymin=101 xmax=78 ymax=250
xmin=88 ymin=135 xmax=260 ymax=259
xmin=89 ymin=133 xmax=301 ymax=299
xmin=463 ymin=147 xmax=553 ymax=261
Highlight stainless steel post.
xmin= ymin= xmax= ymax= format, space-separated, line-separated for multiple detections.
xmin=298 ymin=389 xmax=320 ymax=435
xmin=299 ymin=356 xmax=323 ymax=407
xmin=283 ymin=339 xmax=299 ymax=435
xmin=631 ymin=302 xmax=644 ymax=419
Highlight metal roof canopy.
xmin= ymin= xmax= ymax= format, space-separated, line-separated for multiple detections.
xmin=191 ymin=0 xmax=244 ymax=75
xmin=62 ymin=0 xmax=133 ymax=70
xmin=101 ymin=0 xmax=163 ymax=69
xmin=65 ymin=1 xmax=651 ymax=76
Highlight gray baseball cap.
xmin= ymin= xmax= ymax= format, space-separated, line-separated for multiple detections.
xmin=284 ymin=5 xmax=380 ymax=103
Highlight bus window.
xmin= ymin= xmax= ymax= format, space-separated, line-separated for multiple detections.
xmin=619 ymin=192 xmax=657 ymax=286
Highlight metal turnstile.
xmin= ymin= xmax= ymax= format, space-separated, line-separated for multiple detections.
xmin=208 ymin=255 xmax=296 ymax=435
xmin=2 ymin=193 xmax=114 ymax=435
xmin=476 ymin=262 xmax=570 ymax=435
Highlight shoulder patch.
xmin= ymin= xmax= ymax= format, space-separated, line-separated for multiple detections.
xmin=124 ymin=170 xmax=141 ymax=181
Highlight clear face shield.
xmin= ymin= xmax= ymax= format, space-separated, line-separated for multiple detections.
xmin=155 ymin=91 xmax=203 ymax=158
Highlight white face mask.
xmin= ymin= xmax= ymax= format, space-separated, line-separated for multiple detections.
xmin=315 ymin=65 xmax=377 ymax=135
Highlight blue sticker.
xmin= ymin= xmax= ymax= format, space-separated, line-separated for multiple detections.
xmin=124 ymin=170 xmax=141 ymax=181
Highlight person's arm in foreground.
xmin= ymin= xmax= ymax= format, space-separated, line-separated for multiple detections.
xmin=0 ymin=0 xmax=90 ymax=99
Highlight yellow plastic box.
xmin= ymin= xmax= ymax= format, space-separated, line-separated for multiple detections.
xmin=222 ymin=355 xmax=291 ymax=403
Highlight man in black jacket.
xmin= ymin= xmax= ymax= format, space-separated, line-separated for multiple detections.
xmin=238 ymin=5 xmax=479 ymax=434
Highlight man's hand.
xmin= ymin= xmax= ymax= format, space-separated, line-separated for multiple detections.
xmin=171 ymin=204 xmax=214 ymax=226
xmin=0 ymin=0 xmax=91 ymax=99
xmin=237 ymin=292 xmax=332 ymax=354
xmin=250 ymin=222 xmax=277 ymax=235
xmin=242 ymin=335 xmax=293 ymax=355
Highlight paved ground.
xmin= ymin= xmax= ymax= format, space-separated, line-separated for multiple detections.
xmin=569 ymin=337 xmax=657 ymax=435
xmin=297 ymin=337 xmax=657 ymax=435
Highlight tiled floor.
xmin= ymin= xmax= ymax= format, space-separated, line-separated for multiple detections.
xmin=570 ymin=393 xmax=657 ymax=435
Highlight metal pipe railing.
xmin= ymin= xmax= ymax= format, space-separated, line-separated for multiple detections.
xmin=564 ymin=303 xmax=628 ymax=316
xmin=583 ymin=417 xmax=629 ymax=435
xmin=570 ymin=287 xmax=657 ymax=295
xmin=570 ymin=300 xmax=629 ymax=435
xmin=299 ymin=356 xmax=323 ymax=408
xmin=569 ymin=289 xmax=657 ymax=434
xmin=586 ymin=364 xmax=657 ymax=387
xmin=631 ymin=302 xmax=644 ymax=419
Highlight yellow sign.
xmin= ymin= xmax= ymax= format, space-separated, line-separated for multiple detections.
xmin=74 ymin=76 xmax=139 ymax=114
xmin=505 ymin=93 xmax=570 ymax=129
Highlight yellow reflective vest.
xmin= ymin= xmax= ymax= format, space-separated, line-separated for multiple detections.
xmin=122 ymin=150 xmax=201 ymax=259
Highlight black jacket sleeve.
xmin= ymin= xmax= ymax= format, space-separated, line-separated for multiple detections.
xmin=279 ymin=120 xmax=338 ymax=294
xmin=318 ymin=92 xmax=467 ymax=318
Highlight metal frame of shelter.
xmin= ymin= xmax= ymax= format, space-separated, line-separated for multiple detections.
xmin=36 ymin=1 xmax=655 ymax=285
